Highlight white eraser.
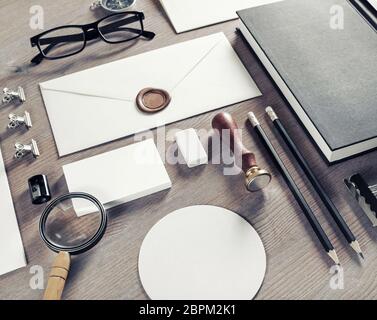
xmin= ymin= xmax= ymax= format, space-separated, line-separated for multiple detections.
xmin=175 ymin=129 xmax=208 ymax=168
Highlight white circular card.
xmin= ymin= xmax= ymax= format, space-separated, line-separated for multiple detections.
xmin=138 ymin=205 xmax=266 ymax=300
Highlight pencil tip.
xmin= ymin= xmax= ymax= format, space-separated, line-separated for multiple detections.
xmin=350 ymin=241 xmax=364 ymax=259
xmin=328 ymin=250 xmax=340 ymax=265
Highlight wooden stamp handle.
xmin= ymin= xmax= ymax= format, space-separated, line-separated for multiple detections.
xmin=43 ymin=251 xmax=71 ymax=300
xmin=212 ymin=112 xmax=257 ymax=172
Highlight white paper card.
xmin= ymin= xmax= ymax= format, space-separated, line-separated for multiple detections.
xmin=159 ymin=0 xmax=283 ymax=33
xmin=40 ymin=33 xmax=261 ymax=156
xmin=63 ymin=139 xmax=171 ymax=216
xmin=0 ymin=148 xmax=26 ymax=276
xmin=139 ymin=206 xmax=266 ymax=300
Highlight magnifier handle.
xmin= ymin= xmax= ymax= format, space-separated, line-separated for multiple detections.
xmin=43 ymin=251 xmax=71 ymax=300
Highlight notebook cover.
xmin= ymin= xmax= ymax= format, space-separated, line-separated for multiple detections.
xmin=238 ymin=0 xmax=377 ymax=151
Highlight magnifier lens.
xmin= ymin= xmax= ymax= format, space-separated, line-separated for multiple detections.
xmin=44 ymin=197 xmax=103 ymax=249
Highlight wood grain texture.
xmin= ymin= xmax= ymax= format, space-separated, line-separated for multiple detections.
xmin=1 ymin=0 xmax=377 ymax=300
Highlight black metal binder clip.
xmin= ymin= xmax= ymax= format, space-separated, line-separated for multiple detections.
xmin=345 ymin=173 xmax=377 ymax=227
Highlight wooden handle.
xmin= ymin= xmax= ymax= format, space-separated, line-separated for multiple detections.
xmin=212 ymin=112 xmax=257 ymax=172
xmin=43 ymin=251 xmax=71 ymax=300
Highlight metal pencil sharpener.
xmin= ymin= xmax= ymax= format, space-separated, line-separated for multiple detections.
xmin=28 ymin=174 xmax=51 ymax=204
xmin=345 ymin=172 xmax=377 ymax=227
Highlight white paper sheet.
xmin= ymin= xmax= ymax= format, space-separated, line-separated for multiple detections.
xmin=63 ymin=139 xmax=172 ymax=216
xmin=159 ymin=0 xmax=283 ymax=33
xmin=0 ymin=148 xmax=26 ymax=276
xmin=40 ymin=33 xmax=261 ymax=156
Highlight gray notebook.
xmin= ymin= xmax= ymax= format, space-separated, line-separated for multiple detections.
xmin=238 ymin=0 xmax=377 ymax=163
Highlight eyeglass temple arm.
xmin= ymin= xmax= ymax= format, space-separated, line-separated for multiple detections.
xmin=140 ymin=30 xmax=155 ymax=39
xmin=31 ymin=44 xmax=54 ymax=65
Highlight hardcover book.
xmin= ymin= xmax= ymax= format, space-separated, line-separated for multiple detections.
xmin=238 ymin=0 xmax=377 ymax=163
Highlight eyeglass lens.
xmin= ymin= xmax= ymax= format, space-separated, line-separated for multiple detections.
xmin=38 ymin=27 xmax=85 ymax=59
xmin=98 ymin=13 xmax=142 ymax=43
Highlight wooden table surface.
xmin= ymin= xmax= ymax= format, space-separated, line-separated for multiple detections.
xmin=1 ymin=0 xmax=377 ymax=300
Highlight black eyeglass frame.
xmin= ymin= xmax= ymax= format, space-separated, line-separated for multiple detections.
xmin=30 ymin=11 xmax=155 ymax=65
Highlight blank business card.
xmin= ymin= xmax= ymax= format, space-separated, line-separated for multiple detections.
xmin=63 ymin=139 xmax=172 ymax=216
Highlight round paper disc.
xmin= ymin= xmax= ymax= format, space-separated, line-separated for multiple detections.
xmin=138 ymin=205 xmax=266 ymax=300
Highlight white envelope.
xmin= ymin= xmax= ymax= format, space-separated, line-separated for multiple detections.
xmin=159 ymin=0 xmax=283 ymax=33
xmin=40 ymin=33 xmax=261 ymax=156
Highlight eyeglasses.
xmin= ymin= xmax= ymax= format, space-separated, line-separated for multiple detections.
xmin=30 ymin=11 xmax=155 ymax=65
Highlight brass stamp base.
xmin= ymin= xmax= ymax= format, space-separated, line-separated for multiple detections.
xmin=245 ymin=166 xmax=271 ymax=192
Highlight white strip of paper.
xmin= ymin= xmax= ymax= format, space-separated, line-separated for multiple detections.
xmin=0 ymin=148 xmax=26 ymax=276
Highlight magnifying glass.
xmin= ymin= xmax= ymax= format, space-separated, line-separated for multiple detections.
xmin=39 ymin=192 xmax=107 ymax=300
